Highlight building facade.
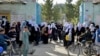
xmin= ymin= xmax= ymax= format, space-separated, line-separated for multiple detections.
xmin=0 ymin=0 xmax=41 ymax=24
xmin=36 ymin=3 xmax=41 ymax=24
xmin=79 ymin=0 xmax=94 ymax=23
xmin=79 ymin=0 xmax=100 ymax=26
xmin=93 ymin=0 xmax=100 ymax=26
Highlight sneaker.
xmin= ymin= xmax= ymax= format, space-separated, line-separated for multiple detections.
xmin=21 ymin=54 xmax=23 ymax=56
xmin=3 ymin=51 xmax=7 ymax=54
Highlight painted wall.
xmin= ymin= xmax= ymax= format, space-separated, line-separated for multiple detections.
xmin=84 ymin=2 xmax=94 ymax=22
xmin=79 ymin=3 xmax=84 ymax=23
xmin=93 ymin=4 xmax=100 ymax=26
xmin=79 ymin=1 xmax=94 ymax=23
xmin=36 ymin=3 xmax=41 ymax=24
xmin=0 ymin=0 xmax=36 ymax=22
xmin=80 ymin=1 xmax=100 ymax=26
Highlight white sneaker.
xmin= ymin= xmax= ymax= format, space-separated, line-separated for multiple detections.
xmin=21 ymin=54 xmax=23 ymax=56
xmin=3 ymin=51 xmax=7 ymax=54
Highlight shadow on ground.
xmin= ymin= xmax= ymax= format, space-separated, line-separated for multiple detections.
xmin=33 ymin=41 xmax=83 ymax=56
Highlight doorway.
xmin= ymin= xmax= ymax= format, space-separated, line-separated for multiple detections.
xmin=0 ymin=13 xmax=11 ymax=22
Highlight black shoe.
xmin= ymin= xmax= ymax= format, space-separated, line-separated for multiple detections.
xmin=29 ymin=50 xmax=35 ymax=54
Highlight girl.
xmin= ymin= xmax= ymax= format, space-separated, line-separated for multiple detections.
xmin=21 ymin=26 xmax=30 ymax=56
xmin=42 ymin=26 xmax=49 ymax=44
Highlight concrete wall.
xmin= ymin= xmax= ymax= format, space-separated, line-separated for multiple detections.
xmin=79 ymin=3 xmax=84 ymax=23
xmin=83 ymin=2 xmax=94 ymax=22
xmin=0 ymin=0 xmax=36 ymax=22
xmin=36 ymin=3 xmax=41 ymax=24
xmin=93 ymin=4 xmax=100 ymax=26
xmin=80 ymin=1 xmax=100 ymax=26
xmin=79 ymin=1 xmax=94 ymax=23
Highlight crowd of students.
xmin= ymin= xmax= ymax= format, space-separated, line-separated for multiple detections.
xmin=0 ymin=17 xmax=100 ymax=56
xmin=63 ymin=22 xmax=100 ymax=56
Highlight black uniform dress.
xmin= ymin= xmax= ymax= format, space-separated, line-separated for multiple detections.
xmin=71 ymin=28 xmax=75 ymax=43
xmin=16 ymin=22 xmax=21 ymax=44
xmin=57 ymin=24 xmax=63 ymax=41
xmin=63 ymin=29 xmax=69 ymax=47
xmin=76 ymin=27 xmax=85 ymax=41
xmin=52 ymin=28 xmax=58 ymax=42
xmin=29 ymin=26 xmax=35 ymax=43
xmin=42 ymin=27 xmax=49 ymax=44
xmin=34 ymin=28 xmax=40 ymax=45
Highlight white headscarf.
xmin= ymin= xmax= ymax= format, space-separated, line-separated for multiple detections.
xmin=48 ymin=24 xmax=52 ymax=29
xmin=68 ymin=23 xmax=73 ymax=29
xmin=2 ymin=18 xmax=7 ymax=26
xmin=28 ymin=19 xmax=39 ymax=31
xmin=63 ymin=22 xmax=69 ymax=33
xmin=21 ymin=20 xmax=26 ymax=30
xmin=28 ymin=19 xmax=36 ymax=26
xmin=89 ymin=24 xmax=95 ymax=32
xmin=41 ymin=22 xmax=47 ymax=27
xmin=34 ymin=23 xmax=39 ymax=31
xmin=63 ymin=22 xmax=69 ymax=27
xmin=77 ymin=22 xmax=82 ymax=31
xmin=83 ymin=21 xmax=89 ymax=28
xmin=51 ymin=23 xmax=57 ymax=29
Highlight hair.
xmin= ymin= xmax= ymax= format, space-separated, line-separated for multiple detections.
xmin=86 ymin=27 xmax=90 ymax=31
xmin=0 ymin=28 xmax=5 ymax=32
xmin=24 ymin=26 xmax=28 ymax=28
xmin=10 ymin=27 xmax=15 ymax=30
xmin=96 ymin=25 xmax=99 ymax=29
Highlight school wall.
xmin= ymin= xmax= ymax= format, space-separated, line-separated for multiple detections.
xmin=80 ymin=1 xmax=100 ymax=26
xmin=0 ymin=0 xmax=36 ymax=23
xmin=36 ymin=3 xmax=41 ymax=24
xmin=79 ymin=1 xmax=94 ymax=23
xmin=93 ymin=4 xmax=100 ymax=26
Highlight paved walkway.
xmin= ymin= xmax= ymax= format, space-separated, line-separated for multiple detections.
xmin=32 ymin=41 xmax=84 ymax=56
xmin=4 ymin=41 xmax=84 ymax=56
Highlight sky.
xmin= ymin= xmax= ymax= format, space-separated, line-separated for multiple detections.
xmin=38 ymin=0 xmax=78 ymax=4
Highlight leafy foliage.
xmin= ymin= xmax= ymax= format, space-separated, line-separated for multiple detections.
xmin=41 ymin=0 xmax=82 ymax=24
xmin=65 ymin=0 xmax=82 ymax=24
xmin=41 ymin=0 xmax=53 ymax=22
xmin=52 ymin=5 xmax=61 ymax=22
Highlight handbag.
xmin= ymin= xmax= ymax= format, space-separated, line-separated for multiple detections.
xmin=65 ymin=35 xmax=70 ymax=41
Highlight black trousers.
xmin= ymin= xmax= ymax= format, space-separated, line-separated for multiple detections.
xmin=42 ymin=35 xmax=49 ymax=44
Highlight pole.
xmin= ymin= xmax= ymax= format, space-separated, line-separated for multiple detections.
xmin=93 ymin=4 xmax=94 ymax=22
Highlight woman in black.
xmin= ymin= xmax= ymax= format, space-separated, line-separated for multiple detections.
xmin=42 ymin=26 xmax=49 ymax=44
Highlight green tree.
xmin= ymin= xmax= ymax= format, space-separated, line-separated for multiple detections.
xmin=73 ymin=0 xmax=82 ymax=24
xmin=75 ymin=0 xmax=82 ymax=18
xmin=52 ymin=4 xmax=61 ymax=22
xmin=65 ymin=0 xmax=74 ymax=21
xmin=65 ymin=0 xmax=82 ymax=24
xmin=41 ymin=0 xmax=53 ymax=22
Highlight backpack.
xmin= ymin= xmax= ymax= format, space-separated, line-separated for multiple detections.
xmin=48 ymin=29 xmax=52 ymax=34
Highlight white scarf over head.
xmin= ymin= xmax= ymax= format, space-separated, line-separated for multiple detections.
xmin=63 ymin=22 xmax=69 ymax=33
xmin=51 ymin=23 xmax=57 ymax=29
xmin=41 ymin=22 xmax=47 ymax=27
xmin=89 ymin=24 xmax=95 ymax=32
xmin=77 ymin=22 xmax=82 ymax=31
